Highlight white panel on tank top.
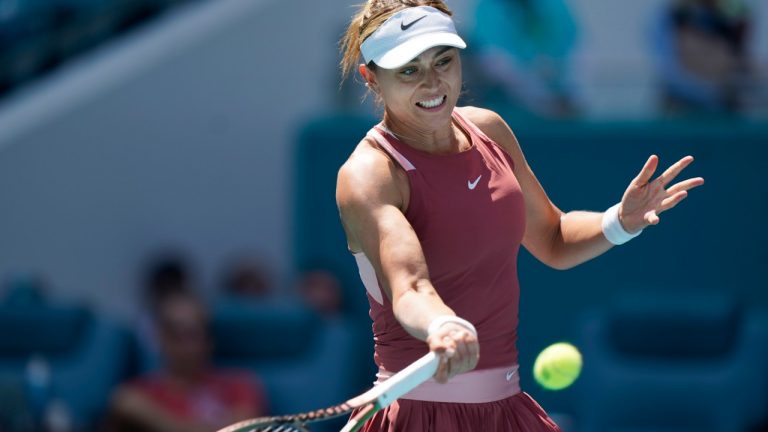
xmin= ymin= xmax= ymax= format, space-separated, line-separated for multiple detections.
xmin=366 ymin=129 xmax=416 ymax=171
xmin=353 ymin=252 xmax=384 ymax=305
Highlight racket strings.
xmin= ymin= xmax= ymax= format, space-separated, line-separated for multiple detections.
xmin=247 ymin=424 xmax=308 ymax=432
xmin=222 ymin=402 xmax=354 ymax=432
xmin=295 ymin=402 xmax=352 ymax=421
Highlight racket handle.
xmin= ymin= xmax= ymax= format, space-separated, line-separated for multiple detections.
xmin=341 ymin=352 xmax=440 ymax=432
xmin=351 ymin=351 xmax=440 ymax=409
xmin=377 ymin=351 xmax=439 ymax=407
xmin=339 ymin=404 xmax=375 ymax=432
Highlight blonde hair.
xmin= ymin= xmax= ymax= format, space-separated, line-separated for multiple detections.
xmin=339 ymin=0 xmax=453 ymax=83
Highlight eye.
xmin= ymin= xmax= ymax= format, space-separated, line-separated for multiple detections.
xmin=400 ymin=66 xmax=417 ymax=76
xmin=437 ymin=56 xmax=453 ymax=66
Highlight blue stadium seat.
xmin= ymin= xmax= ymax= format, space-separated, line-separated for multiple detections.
xmin=0 ymin=284 xmax=132 ymax=429
xmin=293 ymin=113 xmax=378 ymax=316
xmin=574 ymin=291 xmax=768 ymax=432
xmin=212 ymin=298 xmax=365 ymax=431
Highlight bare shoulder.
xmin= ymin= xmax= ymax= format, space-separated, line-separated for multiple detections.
xmin=456 ymin=105 xmax=507 ymax=133
xmin=336 ymin=136 xmax=408 ymax=253
xmin=336 ymin=136 xmax=405 ymax=210
xmin=456 ymin=106 xmax=525 ymax=163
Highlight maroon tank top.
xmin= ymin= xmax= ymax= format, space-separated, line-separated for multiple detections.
xmin=354 ymin=108 xmax=526 ymax=373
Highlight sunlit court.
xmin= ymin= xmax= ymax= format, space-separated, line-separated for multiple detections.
xmin=0 ymin=0 xmax=767 ymax=431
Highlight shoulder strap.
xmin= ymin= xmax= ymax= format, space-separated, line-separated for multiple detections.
xmin=453 ymin=109 xmax=516 ymax=170
xmin=366 ymin=127 xmax=416 ymax=172
xmin=452 ymin=109 xmax=494 ymax=144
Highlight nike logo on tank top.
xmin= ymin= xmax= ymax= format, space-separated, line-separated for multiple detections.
xmin=357 ymin=109 xmax=526 ymax=377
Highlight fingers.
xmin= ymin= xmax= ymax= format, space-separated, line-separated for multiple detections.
xmin=428 ymin=323 xmax=480 ymax=383
xmin=660 ymin=190 xmax=688 ymax=212
xmin=624 ymin=155 xmax=703 ymax=228
xmin=666 ymin=176 xmax=705 ymax=195
xmin=657 ymin=155 xmax=694 ymax=187
xmin=465 ymin=332 xmax=480 ymax=370
xmin=644 ymin=209 xmax=660 ymax=225
xmin=434 ymin=350 xmax=451 ymax=383
xmin=633 ymin=155 xmax=659 ymax=186
xmin=452 ymin=329 xmax=470 ymax=371
xmin=430 ymin=337 xmax=454 ymax=383
xmin=657 ymin=174 xmax=704 ymax=213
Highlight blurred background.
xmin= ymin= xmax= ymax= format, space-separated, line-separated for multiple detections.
xmin=0 ymin=0 xmax=767 ymax=430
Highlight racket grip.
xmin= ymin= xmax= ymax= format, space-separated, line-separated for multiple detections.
xmin=339 ymin=404 xmax=375 ymax=432
xmin=341 ymin=352 xmax=440 ymax=432
xmin=369 ymin=351 xmax=440 ymax=407
xmin=340 ymin=420 xmax=361 ymax=432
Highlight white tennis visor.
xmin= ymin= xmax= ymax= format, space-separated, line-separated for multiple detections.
xmin=360 ymin=6 xmax=466 ymax=69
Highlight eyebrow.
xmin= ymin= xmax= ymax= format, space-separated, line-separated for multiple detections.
xmin=404 ymin=46 xmax=454 ymax=66
xmin=433 ymin=46 xmax=453 ymax=58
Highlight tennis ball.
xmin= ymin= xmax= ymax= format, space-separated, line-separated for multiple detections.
xmin=533 ymin=342 xmax=582 ymax=390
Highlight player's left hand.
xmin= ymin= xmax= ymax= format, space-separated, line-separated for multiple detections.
xmin=618 ymin=155 xmax=704 ymax=233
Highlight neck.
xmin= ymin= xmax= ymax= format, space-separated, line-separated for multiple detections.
xmin=382 ymin=109 xmax=468 ymax=155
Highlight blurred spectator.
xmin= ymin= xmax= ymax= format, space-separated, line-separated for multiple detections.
xmin=143 ymin=254 xmax=193 ymax=312
xmin=136 ymin=252 xmax=195 ymax=373
xmin=110 ymin=291 xmax=267 ymax=432
xmin=296 ymin=266 xmax=344 ymax=318
xmin=219 ymin=254 xmax=274 ymax=299
xmin=468 ymin=0 xmax=579 ymax=117
xmin=650 ymin=0 xmax=753 ymax=113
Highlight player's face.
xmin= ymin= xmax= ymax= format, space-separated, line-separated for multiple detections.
xmin=368 ymin=46 xmax=462 ymax=129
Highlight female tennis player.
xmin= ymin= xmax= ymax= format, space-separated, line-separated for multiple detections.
xmin=335 ymin=1 xmax=704 ymax=430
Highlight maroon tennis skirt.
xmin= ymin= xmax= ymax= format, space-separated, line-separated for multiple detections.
xmin=351 ymin=392 xmax=561 ymax=431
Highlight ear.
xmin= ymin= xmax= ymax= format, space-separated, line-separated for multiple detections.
xmin=358 ymin=63 xmax=378 ymax=89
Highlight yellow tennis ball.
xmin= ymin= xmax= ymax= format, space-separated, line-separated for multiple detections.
xmin=533 ymin=342 xmax=582 ymax=390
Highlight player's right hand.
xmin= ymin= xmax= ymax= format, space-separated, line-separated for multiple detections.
xmin=427 ymin=322 xmax=479 ymax=383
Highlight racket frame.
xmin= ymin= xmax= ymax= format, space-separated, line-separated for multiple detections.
xmin=216 ymin=351 xmax=440 ymax=432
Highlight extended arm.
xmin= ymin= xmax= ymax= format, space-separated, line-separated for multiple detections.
xmin=464 ymin=107 xmax=704 ymax=270
xmin=336 ymin=140 xmax=478 ymax=380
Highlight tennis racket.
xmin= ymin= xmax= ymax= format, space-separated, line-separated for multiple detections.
xmin=216 ymin=351 xmax=440 ymax=432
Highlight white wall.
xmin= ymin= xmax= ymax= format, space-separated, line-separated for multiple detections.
xmin=0 ymin=0 xmax=363 ymax=320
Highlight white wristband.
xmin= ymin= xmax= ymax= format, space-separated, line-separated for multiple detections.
xmin=427 ymin=316 xmax=477 ymax=338
xmin=601 ymin=203 xmax=642 ymax=245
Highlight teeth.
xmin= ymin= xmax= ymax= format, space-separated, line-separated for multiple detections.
xmin=417 ymin=96 xmax=445 ymax=108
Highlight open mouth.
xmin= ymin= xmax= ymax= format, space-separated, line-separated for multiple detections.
xmin=416 ymin=95 xmax=447 ymax=110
